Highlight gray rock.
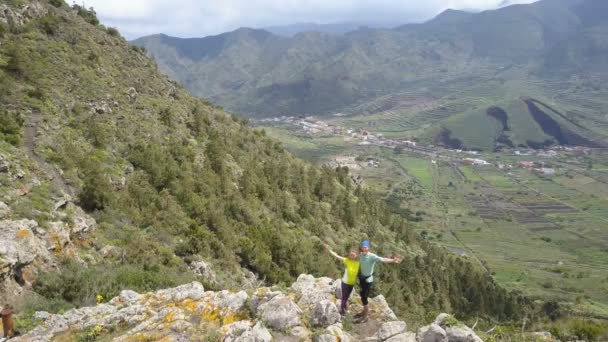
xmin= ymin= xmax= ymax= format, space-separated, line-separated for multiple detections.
xmin=47 ymin=221 xmax=71 ymax=248
xmin=376 ymin=321 xmax=408 ymax=341
xmin=239 ymin=322 xmax=273 ymax=342
xmin=316 ymin=335 xmax=339 ymax=342
xmin=311 ymin=300 xmax=341 ymax=328
xmin=0 ymin=202 xmax=11 ymax=219
xmin=417 ymin=323 xmax=447 ymax=342
xmin=155 ymin=281 xmax=205 ymax=301
xmin=189 ymin=259 xmax=217 ymax=284
xmin=257 ymin=294 xmax=302 ymax=331
xmin=386 ymin=332 xmax=416 ymax=342
xmin=370 ymin=295 xmax=398 ymax=321
xmin=249 ymin=287 xmax=281 ymax=315
xmin=434 ymin=313 xmax=451 ymax=326
xmin=223 ymin=320 xmax=253 ymax=342
xmin=0 ymin=219 xmax=52 ymax=273
xmin=68 ymin=203 xmax=97 ymax=234
xmin=109 ymin=289 xmax=143 ymax=306
xmin=290 ymin=274 xmax=337 ymax=307
xmin=445 ymin=326 xmax=483 ymax=342
xmin=0 ymin=157 xmax=8 ymax=173
xmin=100 ymin=245 xmax=123 ymax=258
xmin=291 ymin=326 xmax=311 ymax=340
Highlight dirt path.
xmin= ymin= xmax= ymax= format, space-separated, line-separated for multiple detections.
xmin=24 ymin=112 xmax=74 ymax=198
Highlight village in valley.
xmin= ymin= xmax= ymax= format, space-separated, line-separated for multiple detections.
xmin=257 ymin=115 xmax=596 ymax=179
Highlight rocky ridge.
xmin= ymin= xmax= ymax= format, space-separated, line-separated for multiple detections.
xmin=16 ymin=274 xmax=484 ymax=341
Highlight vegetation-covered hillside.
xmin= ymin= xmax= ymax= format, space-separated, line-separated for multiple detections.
xmin=0 ymin=0 xmax=534 ymax=325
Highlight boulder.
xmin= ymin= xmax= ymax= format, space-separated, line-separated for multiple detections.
xmin=386 ymin=332 xmax=416 ymax=342
xmin=189 ymin=259 xmax=217 ymax=284
xmin=311 ymin=300 xmax=341 ymax=327
xmin=434 ymin=313 xmax=451 ymax=326
xmin=0 ymin=156 xmax=8 ymax=173
xmin=376 ymin=321 xmax=408 ymax=341
xmin=291 ymin=326 xmax=311 ymax=340
xmin=68 ymin=203 xmax=97 ymax=234
xmin=249 ymin=287 xmax=281 ymax=315
xmin=155 ymin=281 xmax=205 ymax=301
xmin=257 ymin=294 xmax=301 ymax=331
xmin=445 ymin=326 xmax=483 ymax=342
xmin=0 ymin=219 xmax=52 ymax=275
xmin=235 ymin=322 xmax=272 ymax=342
xmin=0 ymin=202 xmax=10 ymax=219
xmin=290 ymin=274 xmax=336 ymax=307
xmin=109 ymin=290 xmax=143 ymax=306
xmin=417 ymin=323 xmax=447 ymax=342
xmin=369 ymin=295 xmax=398 ymax=321
xmin=316 ymin=335 xmax=339 ymax=342
xmin=47 ymin=221 xmax=71 ymax=249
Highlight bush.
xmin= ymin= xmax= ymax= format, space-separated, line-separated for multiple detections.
xmin=38 ymin=14 xmax=62 ymax=35
xmin=0 ymin=110 xmax=24 ymax=145
xmin=106 ymin=27 xmax=120 ymax=37
xmin=34 ymin=259 xmax=196 ymax=309
xmin=49 ymin=0 xmax=63 ymax=8
xmin=73 ymin=4 xmax=100 ymax=26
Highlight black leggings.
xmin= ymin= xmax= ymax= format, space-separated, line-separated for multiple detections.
xmin=340 ymin=281 xmax=354 ymax=313
xmin=359 ymin=277 xmax=373 ymax=305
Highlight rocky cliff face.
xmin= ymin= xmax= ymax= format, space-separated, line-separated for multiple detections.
xmin=0 ymin=147 xmax=97 ymax=305
xmin=16 ymin=274 xmax=484 ymax=341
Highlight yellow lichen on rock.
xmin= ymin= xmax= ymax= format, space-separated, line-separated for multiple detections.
xmin=15 ymin=229 xmax=32 ymax=239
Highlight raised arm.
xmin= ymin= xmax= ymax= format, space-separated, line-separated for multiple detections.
xmin=324 ymin=244 xmax=345 ymax=260
xmin=378 ymin=255 xmax=402 ymax=264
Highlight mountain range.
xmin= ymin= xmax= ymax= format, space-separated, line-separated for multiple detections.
xmin=133 ymin=0 xmax=608 ymax=150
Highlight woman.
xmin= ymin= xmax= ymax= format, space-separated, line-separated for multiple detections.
xmin=326 ymin=245 xmax=360 ymax=316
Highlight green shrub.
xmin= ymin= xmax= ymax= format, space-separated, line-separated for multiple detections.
xmin=72 ymin=4 xmax=100 ymax=25
xmin=0 ymin=110 xmax=24 ymax=145
xmin=38 ymin=14 xmax=62 ymax=35
xmin=106 ymin=27 xmax=120 ymax=37
xmin=34 ymin=259 xmax=196 ymax=309
xmin=49 ymin=0 xmax=63 ymax=7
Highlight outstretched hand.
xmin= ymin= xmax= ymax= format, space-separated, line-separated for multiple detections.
xmin=392 ymin=255 xmax=403 ymax=264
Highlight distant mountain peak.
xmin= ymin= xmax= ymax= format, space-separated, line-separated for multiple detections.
xmin=429 ymin=8 xmax=473 ymax=24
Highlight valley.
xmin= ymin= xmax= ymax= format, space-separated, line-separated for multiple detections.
xmin=259 ymin=116 xmax=608 ymax=317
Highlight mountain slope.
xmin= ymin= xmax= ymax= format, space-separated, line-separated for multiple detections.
xmin=133 ymin=0 xmax=608 ymax=150
xmin=0 ymin=0 xmax=535 ymax=333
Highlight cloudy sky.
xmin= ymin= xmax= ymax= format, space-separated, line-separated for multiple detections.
xmin=82 ymin=0 xmax=539 ymax=39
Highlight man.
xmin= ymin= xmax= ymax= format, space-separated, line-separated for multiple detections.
xmin=357 ymin=240 xmax=402 ymax=322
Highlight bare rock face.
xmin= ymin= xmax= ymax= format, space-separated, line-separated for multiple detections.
xmin=311 ymin=300 xmax=341 ymax=328
xmin=0 ymin=1 xmax=47 ymax=27
xmin=376 ymin=321 xmax=408 ymax=341
xmin=0 ymin=202 xmax=11 ymax=219
xmin=417 ymin=323 xmax=448 ymax=342
xmin=0 ymin=219 xmax=52 ymax=280
xmin=15 ymin=276 xmax=484 ymax=341
xmin=291 ymin=274 xmax=337 ymax=307
xmin=256 ymin=294 xmax=302 ymax=331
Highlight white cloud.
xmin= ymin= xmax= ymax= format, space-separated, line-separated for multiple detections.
xmin=81 ymin=0 xmax=538 ymax=39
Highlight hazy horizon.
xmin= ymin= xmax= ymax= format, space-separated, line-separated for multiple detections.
xmin=82 ymin=0 xmax=539 ymax=40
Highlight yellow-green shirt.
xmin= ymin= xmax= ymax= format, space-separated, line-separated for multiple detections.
xmin=342 ymin=258 xmax=360 ymax=285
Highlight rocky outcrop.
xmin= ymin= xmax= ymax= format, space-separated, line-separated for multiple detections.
xmin=15 ymin=276 xmax=484 ymax=341
xmin=417 ymin=314 xmax=484 ymax=342
xmin=0 ymin=1 xmax=46 ymax=27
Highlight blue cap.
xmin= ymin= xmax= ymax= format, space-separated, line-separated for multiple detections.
xmin=360 ymin=240 xmax=371 ymax=248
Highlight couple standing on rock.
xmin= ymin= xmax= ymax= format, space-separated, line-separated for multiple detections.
xmin=326 ymin=240 xmax=402 ymax=322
